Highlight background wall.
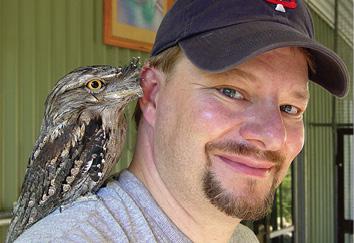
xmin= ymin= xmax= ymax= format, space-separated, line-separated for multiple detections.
xmin=303 ymin=7 xmax=353 ymax=243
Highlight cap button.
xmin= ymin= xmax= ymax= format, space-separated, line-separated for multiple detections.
xmin=275 ymin=4 xmax=286 ymax=12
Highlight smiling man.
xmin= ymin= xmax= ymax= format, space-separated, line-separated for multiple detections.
xmin=128 ymin=0 xmax=348 ymax=241
xmin=14 ymin=0 xmax=349 ymax=242
xmin=130 ymin=45 xmax=311 ymax=242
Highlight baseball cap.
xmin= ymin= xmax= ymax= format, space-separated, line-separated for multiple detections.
xmin=151 ymin=0 xmax=349 ymax=97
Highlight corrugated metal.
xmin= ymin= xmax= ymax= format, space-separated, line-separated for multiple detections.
xmin=0 ymin=0 xmax=148 ymax=240
xmin=335 ymin=0 xmax=353 ymax=124
xmin=305 ymin=0 xmax=353 ymax=46
xmin=336 ymin=35 xmax=353 ymax=124
xmin=303 ymin=6 xmax=353 ymax=243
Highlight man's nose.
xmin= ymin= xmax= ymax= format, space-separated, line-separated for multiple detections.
xmin=239 ymin=105 xmax=286 ymax=151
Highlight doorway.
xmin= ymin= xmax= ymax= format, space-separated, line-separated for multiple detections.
xmin=336 ymin=128 xmax=353 ymax=243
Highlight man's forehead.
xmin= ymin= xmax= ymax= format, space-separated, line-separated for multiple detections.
xmin=247 ymin=47 xmax=310 ymax=64
xmin=233 ymin=47 xmax=308 ymax=77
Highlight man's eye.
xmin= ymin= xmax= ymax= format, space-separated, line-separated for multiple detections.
xmin=280 ymin=105 xmax=300 ymax=115
xmin=218 ymin=88 xmax=243 ymax=99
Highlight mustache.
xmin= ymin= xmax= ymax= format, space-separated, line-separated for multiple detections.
xmin=205 ymin=141 xmax=286 ymax=165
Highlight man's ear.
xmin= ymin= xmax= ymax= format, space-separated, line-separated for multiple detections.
xmin=138 ymin=65 xmax=165 ymax=127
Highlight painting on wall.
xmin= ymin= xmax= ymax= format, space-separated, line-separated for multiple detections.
xmin=104 ymin=0 xmax=174 ymax=52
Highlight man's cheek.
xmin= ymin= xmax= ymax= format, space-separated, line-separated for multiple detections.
xmin=287 ymin=126 xmax=305 ymax=159
xmin=191 ymin=98 xmax=238 ymax=133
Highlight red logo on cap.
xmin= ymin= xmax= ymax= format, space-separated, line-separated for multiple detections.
xmin=266 ymin=0 xmax=297 ymax=9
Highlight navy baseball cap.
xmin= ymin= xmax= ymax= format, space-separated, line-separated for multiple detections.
xmin=151 ymin=0 xmax=349 ymax=97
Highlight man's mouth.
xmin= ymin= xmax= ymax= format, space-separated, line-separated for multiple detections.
xmin=216 ymin=154 xmax=275 ymax=178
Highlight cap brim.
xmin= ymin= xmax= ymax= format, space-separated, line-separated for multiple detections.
xmin=179 ymin=21 xmax=349 ymax=97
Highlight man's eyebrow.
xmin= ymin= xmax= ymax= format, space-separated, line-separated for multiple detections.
xmin=291 ymin=90 xmax=310 ymax=101
xmin=205 ymin=68 xmax=310 ymax=100
xmin=206 ymin=67 xmax=259 ymax=83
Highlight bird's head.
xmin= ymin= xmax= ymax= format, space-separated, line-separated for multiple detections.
xmin=44 ymin=58 xmax=142 ymax=127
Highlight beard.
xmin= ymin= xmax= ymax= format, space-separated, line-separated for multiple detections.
xmin=203 ymin=141 xmax=284 ymax=220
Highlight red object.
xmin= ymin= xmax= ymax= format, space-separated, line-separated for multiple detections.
xmin=266 ymin=0 xmax=297 ymax=9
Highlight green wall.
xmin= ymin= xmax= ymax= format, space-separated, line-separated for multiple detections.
xmin=302 ymin=8 xmax=353 ymax=243
xmin=0 ymin=0 xmax=149 ymax=240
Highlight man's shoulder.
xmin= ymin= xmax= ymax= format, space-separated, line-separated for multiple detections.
xmin=14 ymin=171 xmax=148 ymax=242
xmin=13 ymin=170 xmax=188 ymax=243
xmin=229 ymin=223 xmax=259 ymax=243
xmin=15 ymin=183 xmax=130 ymax=242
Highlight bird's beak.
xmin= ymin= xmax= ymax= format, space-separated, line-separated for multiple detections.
xmin=114 ymin=85 xmax=143 ymax=98
xmin=104 ymin=82 xmax=143 ymax=102
xmin=134 ymin=85 xmax=144 ymax=97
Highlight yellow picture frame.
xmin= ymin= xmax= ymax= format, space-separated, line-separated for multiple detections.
xmin=104 ymin=0 xmax=174 ymax=52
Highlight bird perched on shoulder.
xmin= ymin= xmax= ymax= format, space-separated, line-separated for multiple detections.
xmin=6 ymin=58 xmax=142 ymax=243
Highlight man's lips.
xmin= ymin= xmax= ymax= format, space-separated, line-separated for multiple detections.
xmin=215 ymin=154 xmax=275 ymax=177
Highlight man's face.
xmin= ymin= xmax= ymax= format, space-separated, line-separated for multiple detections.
xmin=152 ymin=47 xmax=309 ymax=220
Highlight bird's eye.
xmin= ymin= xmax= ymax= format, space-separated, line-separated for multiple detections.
xmin=86 ymin=79 xmax=104 ymax=91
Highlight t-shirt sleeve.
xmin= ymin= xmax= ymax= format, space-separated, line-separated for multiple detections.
xmin=229 ymin=224 xmax=260 ymax=243
xmin=14 ymin=198 xmax=130 ymax=243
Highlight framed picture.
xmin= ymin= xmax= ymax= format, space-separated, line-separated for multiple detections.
xmin=104 ymin=0 xmax=174 ymax=52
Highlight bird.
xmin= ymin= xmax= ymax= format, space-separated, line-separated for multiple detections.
xmin=6 ymin=58 xmax=143 ymax=243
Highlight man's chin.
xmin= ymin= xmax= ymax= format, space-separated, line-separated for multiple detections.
xmin=202 ymin=170 xmax=276 ymax=220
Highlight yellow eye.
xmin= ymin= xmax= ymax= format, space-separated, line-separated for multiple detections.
xmin=86 ymin=79 xmax=104 ymax=91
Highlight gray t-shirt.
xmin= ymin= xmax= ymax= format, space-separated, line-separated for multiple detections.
xmin=15 ymin=170 xmax=259 ymax=243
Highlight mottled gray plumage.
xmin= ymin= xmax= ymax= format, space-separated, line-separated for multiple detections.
xmin=6 ymin=58 xmax=142 ymax=243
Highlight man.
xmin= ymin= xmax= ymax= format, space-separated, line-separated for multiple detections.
xmin=16 ymin=0 xmax=348 ymax=242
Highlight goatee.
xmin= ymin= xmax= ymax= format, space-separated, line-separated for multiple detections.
xmin=203 ymin=170 xmax=277 ymax=220
xmin=203 ymin=141 xmax=284 ymax=220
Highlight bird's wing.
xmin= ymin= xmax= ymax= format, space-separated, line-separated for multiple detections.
xmin=7 ymin=117 xmax=114 ymax=242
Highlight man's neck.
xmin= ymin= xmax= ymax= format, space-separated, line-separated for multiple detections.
xmin=129 ymin=130 xmax=241 ymax=242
